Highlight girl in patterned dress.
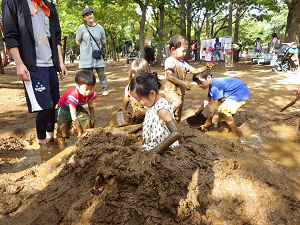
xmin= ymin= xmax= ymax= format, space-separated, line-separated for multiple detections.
xmin=128 ymin=71 xmax=181 ymax=160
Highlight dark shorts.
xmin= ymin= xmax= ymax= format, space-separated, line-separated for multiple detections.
xmin=56 ymin=106 xmax=90 ymax=138
xmin=24 ymin=67 xmax=59 ymax=113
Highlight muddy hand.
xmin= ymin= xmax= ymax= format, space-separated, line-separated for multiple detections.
xmin=89 ymin=118 xmax=95 ymax=128
xmin=199 ymin=116 xmax=213 ymax=132
xmin=199 ymin=125 xmax=209 ymax=132
xmin=148 ymin=150 xmax=161 ymax=165
xmin=183 ymin=82 xmax=192 ymax=91
xmin=73 ymin=119 xmax=84 ymax=137
xmin=206 ymin=62 xmax=214 ymax=70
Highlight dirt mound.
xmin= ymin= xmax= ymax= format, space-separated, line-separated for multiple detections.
xmin=0 ymin=126 xmax=299 ymax=224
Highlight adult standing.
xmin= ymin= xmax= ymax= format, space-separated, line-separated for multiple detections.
xmin=123 ymin=41 xmax=130 ymax=66
xmin=254 ymin=38 xmax=262 ymax=53
xmin=68 ymin=48 xmax=74 ymax=63
xmin=270 ymin=33 xmax=280 ymax=53
xmin=2 ymin=0 xmax=68 ymax=148
xmin=76 ymin=8 xmax=109 ymax=96
xmin=236 ymin=41 xmax=243 ymax=62
xmin=191 ymin=40 xmax=199 ymax=63
xmin=214 ymin=38 xmax=222 ymax=63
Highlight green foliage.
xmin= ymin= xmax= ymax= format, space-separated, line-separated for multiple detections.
xmin=6 ymin=0 xmax=287 ymax=60
xmin=238 ymin=3 xmax=288 ymax=48
xmin=56 ymin=0 xmax=139 ymax=56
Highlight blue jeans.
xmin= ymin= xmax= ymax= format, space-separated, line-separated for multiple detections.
xmin=215 ymin=51 xmax=221 ymax=63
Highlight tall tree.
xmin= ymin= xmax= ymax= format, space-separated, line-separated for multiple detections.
xmin=234 ymin=0 xmax=241 ymax=43
xmin=180 ymin=0 xmax=187 ymax=37
xmin=135 ymin=0 xmax=150 ymax=59
xmin=285 ymin=0 xmax=300 ymax=42
xmin=186 ymin=0 xmax=192 ymax=61
xmin=156 ymin=2 xmax=165 ymax=65
xmin=228 ymin=0 xmax=233 ymax=36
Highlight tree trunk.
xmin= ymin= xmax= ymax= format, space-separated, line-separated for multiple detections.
xmin=108 ymin=32 xmax=117 ymax=61
xmin=180 ymin=0 xmax=186 ymax=37
xmin=131 ymin=23 xmax=136 ymax=50
xmin=285 ymin=0 xmax=300 ymax=43
xmin=194 ymin=15 xmax=205 ymax=61
xmin=156 ymin=4 xmax=165 ymax=66
xmin=233 ymin=0 xmax=241 ymax=43
xmin=186 ymin=0 xmax=192 ymax=62
xmin=206 ymin=14 xmax=209 ymax=39
xmin=228 ymin=0 xmax=233 ymax=36
xmin=135 ymin=0 xmax=149 ymax=59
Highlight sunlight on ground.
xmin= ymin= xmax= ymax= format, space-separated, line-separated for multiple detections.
xmin=269 ymin=125 xmax=299 ymax=140
xmin=204 ymin=125 xmax=300 ymax=173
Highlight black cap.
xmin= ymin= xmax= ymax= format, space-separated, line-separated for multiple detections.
xmin=82 ymin=8 xmax=93 ymax=16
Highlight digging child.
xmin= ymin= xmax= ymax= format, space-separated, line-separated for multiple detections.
xmin=119 ymin=59 xmax=151 ymax=124
xmin=164 ymin=34 xmax=213 ymax=122
xmin=56 ymin=70 xmax=98 ymax=150
xmin=193 ymin=70 xmax=251 ymax=136
xmin=127 ymin=71 xmax=181 ymax=163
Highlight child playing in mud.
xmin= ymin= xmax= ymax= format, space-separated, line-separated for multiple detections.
xmin=165 ymin=34 xmax=213 ymax=122
xmin=120 ymin=59 xmax=151 ymax=124
xmin=128 ymin=71 xmax=181 ymax=162
xmin=193 ymin=70 xmax=251 ymax=136
xmin=56 ymin=70 xmax=98 ymax=150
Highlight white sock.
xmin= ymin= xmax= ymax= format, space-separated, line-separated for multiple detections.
xmin=46 ymin=132 xmax=53 ymax=139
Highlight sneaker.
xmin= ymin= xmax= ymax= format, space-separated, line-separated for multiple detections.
xmin=102 ymin=91 xmax=109 ymax=96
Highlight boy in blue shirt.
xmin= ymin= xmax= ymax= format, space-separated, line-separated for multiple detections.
xmin=193 ymin=70 xmax=251 ymax=136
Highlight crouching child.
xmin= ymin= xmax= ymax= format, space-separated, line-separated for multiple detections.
xmin=193 ymin=70 xmax=251 ymax=136
xmin=57 ymin=70 xmax=98 ymax=150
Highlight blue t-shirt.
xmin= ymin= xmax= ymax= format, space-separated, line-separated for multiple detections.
xmin=123 ymin=44 xmax=128 ymax=55
xmin=208 ymin=78 xmax=251 ymax=102
xmin=214 ymin=42 xmax=221 ymax=52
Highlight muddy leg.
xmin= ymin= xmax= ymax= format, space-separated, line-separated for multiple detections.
xmin=221 ymin=121 xmax=230 ymax=133
xmin=166 ymin=91 xmax=182 ymax=122
xmin=57 ymin=137 xmax=65 ymax=150
xmin=219 ymin=112 xmax=242 ymax=136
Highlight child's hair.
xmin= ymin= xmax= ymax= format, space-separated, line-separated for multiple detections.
xmin=192 ymin=70 xmax=213 ymax=82
xmin=125 ymin=41 xmax=128 ymax=44
xmin=128 ymin=59 xmax=151 ymax=81
xmin=272 ymin=33 xmax=277 ymax=38
xmin=216 ymin=37 xmax=219 ymax=42
xmin=129 ymin=71 xmax=161 ymax=97
xmin=257 ymin=37 xmax=260 ymax=41
xmin=75 ymin=70 xmax=96 ymax=86
xmin=169 ymin=35 xmax=188 ymax=50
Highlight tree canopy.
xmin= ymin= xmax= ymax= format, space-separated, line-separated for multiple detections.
xmin=0 ymin=0 xmax=294 ymax=61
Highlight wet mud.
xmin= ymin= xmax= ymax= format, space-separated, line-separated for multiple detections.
xmin=0 ymin=126 xmax=299 ymax=224
xmin=0 ymin=62 xmax=300 ymax=224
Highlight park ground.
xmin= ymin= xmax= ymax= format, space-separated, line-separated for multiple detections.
xmin=0 ymin=60 xmax=299 ymax=224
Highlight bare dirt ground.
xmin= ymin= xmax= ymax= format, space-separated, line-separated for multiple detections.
xmin=0 ymin=60 xmax=299 ymax=224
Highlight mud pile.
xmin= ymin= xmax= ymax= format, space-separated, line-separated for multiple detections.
xmin=0 ymin=126 xmax=299 ymax=224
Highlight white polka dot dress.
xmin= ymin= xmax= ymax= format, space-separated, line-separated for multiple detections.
xmin=142 ymin=98 xmax=180 ymax=151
